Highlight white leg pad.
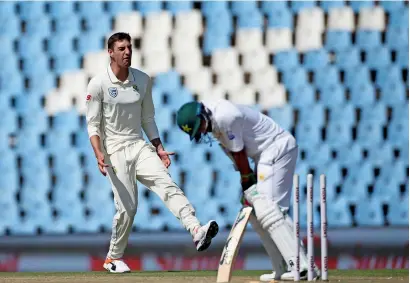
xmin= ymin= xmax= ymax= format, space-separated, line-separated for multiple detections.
xmin=245 ymin=185 xmax=309 ymax=272
xmin=249 ymin=213 xmax=287 ymax=278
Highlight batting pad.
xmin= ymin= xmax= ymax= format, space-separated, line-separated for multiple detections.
xmin=244 ymin=186 xmax=308 ymax=273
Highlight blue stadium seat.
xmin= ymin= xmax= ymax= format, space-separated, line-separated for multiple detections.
xmin=18 ymin=35 xmax=44 ymax=58
xmin=307 ymin=143 xmax=331 ymax=167
xmin=22 ymin=110 xmax=48 ymax=133
xmin=22 ymin=54 xmax=49 ymax=77
xmin=289 ymin=84 xmax=315 ymax=107
xmin=268 ymin=104 xmax=294 ymax=131
xmin=376 ymin=65 xmax=402 ymax=88
xmin=374 ymin=179 xmax=401 ymax=203
xmin=367 ymin=142 xmax=394 ymax=166
xmin=299 ymin=104 xmax=325 ymax=127
xmin=77 ymin=1 xmax=105 ymax=18
xmin=334 ymin=144 xmax=363 ymax=166
xmin=0 ymin=150 xmax=18 ymax=192
xmin=0 ymin=15 xmax=20 ymax=37
xmin=237 ymin=10 xmax=263 ymax=29
xmin=303 ymin=49 xmax=329 ymax=71
xmin=166 ymin=1 xmax=193 ymax=14
xmin=357 ymin=121 xmax=383 ymax=147
xmin=25 ymin=17 xmax=50 ymax=37
xmin=53 ymin=53 xmax=82 ymax=75
xmin=319 ymin=83 xmax=346 ymax=107
xmin=0 ymin=196 xmax=19 ymax=235
xmin=0 ymin=36 xmax=14 ymax=58
xmin=360 ymin=103 xmax=387 ymax=124
xmin=48 ymin=33 xmax=75 ymax=55
xmin=184 ymin=165 xmax=213 ymax=201
xmin=0 ymin=1 xmax=16 ymax=20
xmin=21 ymin=166 xmax=51 ymax=193
xmin=0 ymin=131 xmax=9 ymax=151
xmin=106 ymin=1 xmax=134 ymax=15
xmin=203 ymin=31 xmax=231 ymax=55
xmin=261 ymin=1 xmax=288 ymax=14
xmin=53 ymin=110 xmax=80 ymax=132
xmin=15 ymin=92 xmax=44 ymax=114
xmin=168 ymin=87 xmax=195 ymax=111
xmin=290 ymin=1 xmax=316 ymax=13
xmin=355 ymin=31 xmax=382 ymax=51
xmin=231 ymin=1 xmax=258 ymax=16
xmin=206 ymin=10 xmax=233 ymax=35
xmin=54 ymin=165 xmax=83 ymax=189
xmin=76 ymin=33 xmax=104 ymax=54
xmin=345 ymin=66 xmax=371 ymax=89
xmin=283 ymin=67 xmax=308 ymax=91
xmin=267 ymin=9 xmax=293 ymax=28
xmin=326 ymin=122 xmax=352 ymax=146
xmin=391 ymin=104 xmax=409 ymax=123
xmin=155 ymin=107 xmax=174 ymax=131
xmin=48 ymin=1 xmax=75 ymax=17
xmin=0 ymin=109 xmax=17 ymax=135
xmin=396 ymin=47 xmax=409 ymax=68
xmin=135 ymin=1 xmax=163 ymax=15
xmin=54 ymin=15 xmax=81 ymax=37
xmin=345 ymin=161 xmax=374 ymax=189
xmin=389 ymin=7 xmax=409 ymax=28
xmin=386 ymin=28 xmax=409 ymax=50
xmin=387 ymin=197 xmax=408 ymax=226
xmin=0 ymin=71 xmax=23 ymax=93
xmin=380 ymin=0 xmax=406 ymax=13
xmin=18 ymin=1 xmax=45 ymax=20
xmin=388 ymin=119 xmax=409 ymax=147
xmin=83 ymin=15 xmax=112 ymax=35
xmin=46 ymin=130 xmax=73 ymax=154
xmin=365 ymin=46 xmax=391 ymax=69
xmin=327 ymin=197 xmax=353 ymax=228
xmin=349 ymin=0 xmax=374 ymax=12
xmin=215 ymin=169 xmax=241 ymax=200
xmin=320 ymin=0 xmax=345 ymax=11
xmin=28 ymin=73 xmax=56 ymax=94
xmin=355 ymin=197 xmax=384 ymax=226
xmin=202 ymin=1 xmax=229 ymax=16
xmin=15 ymin=130 xmax=43 ymax=154
xmin=273 ymin=49 xmax=299 ymax=71
xmin=329 ymin=103 xmax=356 ymax=126
xmin=154 ymin=71 xmax=181 ymax=93
xmin=335 ymin=47 xmax=360 ymax=69
xmin=314 ymin=66 xmax=340 ymax=90
xmin=295 ymin=123 xmax=322 ymax=147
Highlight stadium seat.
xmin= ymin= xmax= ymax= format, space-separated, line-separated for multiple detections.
xmin=0 ymin=195 xmax=19 ymax=235
xmin=391 ymin=104 xmax=409 ymax=123
xmin=295 ymin=123 xmax=322 ymax=147
xmin=258 ymin=84 xmax=287 ymax=109
xmin=388 ymin=119 xmax=409 ymax=147
xmin=175 ymin=10 xmax=203 ymax=37
xmin=231 ymin=1 xmax=258 ymax=16
xmin=326 ymin=122 xmax=352 ymax=146
xmin=53 ymin=14 xmax=81 ymax=37
xmin=266 ymin=28 xmax=293 ymax=53
xmin=283 ymin=67 xmax=308 ymax=92
xmin=106 ymin=1 xmax=134 ymax=15
xmin=15 ymin=129 xmax=43 ymax=154
xmin=135 ymin=1 xmax=163 ymax=15
xmin=261 ymin=1 xmax=288 ymax=14
xmin=325 ymin=31 xmax=352 ymax=51
xmin=273 ymin=49 xmax=299 ymax=71
xmin=307 ymin=143 xmax=332 ymax=167
xmin=250 ymin=66 xmax=279 ymax=92
xmin=376 ymin=65 xmax=402 ymax=88
xmin=22 ymin=54 xmax=49 ymax=77
xmin=18 ymin=35 xmax=45 ymax=58
xmin=267 ymin=9 xmax=293 ymax=28
xmin=335 ymin=47 xmax=360 ymax=69
xmin=295 ymin=28 xmax=322 ymax=52
xmin=21 ymin=110 xmax=48 ymax=133
xmin=113 ymin=12 xmax=142 ymax=38
xmin=25 ymin=17 xmax=50 ymax=37
xmin=349 ymin=81 xmax=376 ymax=107
xmin=329 ymin=103 xmax=356 ymax=126
xmin=76 ymin=32 xmax=104 ymax=54
xmin=217 ymin=68 xmax=244 ymax=93
xmin=389 ymin=7 xmax=409 ymax=29
xmin=83 ymin=14 xmax=112 ymax=35
xmin=201 ymin=1 xmax=228 ymax=16
xmin=380 ymin=0 xmax=406 ymax=13
xmin=396 ymin=47 xmax=409 ymax=68
xmin=0 ymin=1 xmax=16 ymax=20
xmin=358 ymin=6 xmax=386 ymax=31
xmin=355 ymin=198 xmax=384 ymax=227
xmin=328 ymin=6 xmax=355 ymax=31
xmin=319 ymin=0 xmax=345 ymax=12
xmin=236 ymin=29 xmax=263 ymax=54
xmin=0 ymin=16 xmax=19 ymax=38
xmin=334 ymin=143 xmax=363 ymax=166
xmin=52 ymin=53 xmax=82 ymax=75
xmin=387 ymin=197 xmax=409 ymax=226
xmin=154 ymin=71 xmax=182 ymax=93
xmin=314 ymin=66 xmax=340 ymax=90
xmin=357 ymin=121 xmax=384 ymax=147
xmin=360 ymin=103 xmax=387 ymax=124
xmin=355 ymin=31 xmax=382 ymax=51
xmin=303 ymin=49 xmax=329 ymax=71
xmin=297 ymin=7 xmax=325 ymax=32
xmin=344 ymin=66 xmax=371 ymax=88
xmin=203 ymin=31 xmax=231 ymax=55
xmin=349 ymin=0 xmax=374 ymax=12
xmin=290 ymin=1 xmax=316 ymax=13
xmin=237 ymin=10 xmax=263 ymax=29
xmin=18 ymin=1 xmax=45 ymax=20
xmin=327 ymin=197 xmax=353 ymax=227
xmin=365 ymin=46 xmax=391 ymax=69
xmin=185 ymin=68 xmax=212 ymax=94
xmin=206 ymin=10 xmax=233 ymax=36
xmin=268 ymin=104 xmax=294 ymax=131
xmin=299 ymin=104 xmax=325 ymax=127
xmin=319 ymin=83 xmax=346 ymax=107
xmin=77 ymin=1 xmax=105 ymax=18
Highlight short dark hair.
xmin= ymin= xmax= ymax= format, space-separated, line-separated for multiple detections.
xmin=107 ymin=32 xmax=131 ymax=50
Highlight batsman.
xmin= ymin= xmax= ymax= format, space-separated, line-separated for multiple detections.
xmin=176 ymin=99 xmax=319 ymax=281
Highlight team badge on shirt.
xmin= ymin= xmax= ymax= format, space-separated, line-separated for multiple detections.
xmin=132 ymin=85 xmax=139 ymax=92
xmin=108 ymin=87 xmax=118 ymax=98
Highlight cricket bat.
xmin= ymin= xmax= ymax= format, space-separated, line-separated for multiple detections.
xmin=216 ymin=206 xmax=253 ymax=283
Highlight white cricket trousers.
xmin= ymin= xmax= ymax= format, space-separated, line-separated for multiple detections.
xmin=105 ymin=140 xmax=200 ymax=259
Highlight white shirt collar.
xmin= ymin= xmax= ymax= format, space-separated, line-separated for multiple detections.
xmin=107 ymin=64 xmax=135 ymax=84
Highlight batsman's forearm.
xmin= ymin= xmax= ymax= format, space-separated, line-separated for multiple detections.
xmin=150 ymin=137 xmax=164 ymax=151
xmin=231 ymin=149 xmax=253 ymax=176
xmin=90 ymin=135 xmax=103 ymax=156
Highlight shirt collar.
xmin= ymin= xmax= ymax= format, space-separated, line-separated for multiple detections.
xmin=107 ymin=64 xmax=135 ymax=84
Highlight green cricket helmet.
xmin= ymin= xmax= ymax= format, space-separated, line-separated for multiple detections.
xmin=176 ymin=101 xmax=203 ymax=141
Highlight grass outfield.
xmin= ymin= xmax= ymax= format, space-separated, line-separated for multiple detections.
xmin=0 ymin=269 xmax=408 ymax=283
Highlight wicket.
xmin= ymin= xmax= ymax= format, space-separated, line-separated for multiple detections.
xmin=293 ymin=173 xmax=328 ymax=282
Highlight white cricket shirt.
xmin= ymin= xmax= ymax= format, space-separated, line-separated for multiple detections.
xmin=85 ymin=65 xmax=159 ymax=155
xmin=202 ymin=99 xmax=297 ymax=161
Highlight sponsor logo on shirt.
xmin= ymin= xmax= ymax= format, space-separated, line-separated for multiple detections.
xmin=86 ymin=94 xmax=92 ymax=101
xmin=227 ymin=131 xmax=235 ymax=140
xmin=108 ymin=87 xmax=118 ymax=98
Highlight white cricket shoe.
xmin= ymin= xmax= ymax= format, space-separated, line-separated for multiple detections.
xmin=193 ymin=220 xmax=219 ymax=251
xmin=260 ymin=270 xmax=311 ymax=281
xmin=103 ymin=258 xmax=131 ymax=273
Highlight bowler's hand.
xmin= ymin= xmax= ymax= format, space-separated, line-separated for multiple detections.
xmin=157 ymin=148 xmax=175 ymax=168
xmin=96 ymin=151 xmax=109 ymax=176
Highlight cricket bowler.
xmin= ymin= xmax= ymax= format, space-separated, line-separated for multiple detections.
xmin=176 ymin=99 xmax=319 ymax=281
xmin=85 ymin=33 xmax=219 ymax=273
